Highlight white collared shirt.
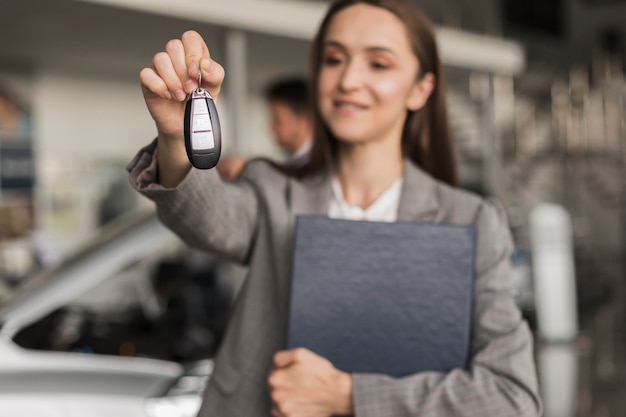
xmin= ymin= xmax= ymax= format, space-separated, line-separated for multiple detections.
xmin=290 ymin=139 xmax=312 ymax=161
xmin=328 ymin=177 xmax=403 ymax=222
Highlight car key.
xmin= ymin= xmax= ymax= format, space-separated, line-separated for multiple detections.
xmin=184 ymin=69 xmax=222 ymax=169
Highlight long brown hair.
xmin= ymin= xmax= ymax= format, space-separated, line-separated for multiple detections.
xmin=287 ymin=0 xmax=458 ymax=186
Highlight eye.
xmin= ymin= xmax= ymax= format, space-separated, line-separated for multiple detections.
xmin=371 ymin=61 xmax=390 ymax=70
xmin=323 ymin=55 xmax=344 ymax=66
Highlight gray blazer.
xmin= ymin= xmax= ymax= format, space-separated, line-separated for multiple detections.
xmin=128 ymin=140 xmax=542 ymax=417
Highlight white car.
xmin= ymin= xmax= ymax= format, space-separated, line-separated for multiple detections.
xmin=0 ymin=210 xmax=225 ymax=417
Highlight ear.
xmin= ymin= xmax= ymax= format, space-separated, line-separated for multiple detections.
xmin=406 ymin=72 xmax=435 ymax=111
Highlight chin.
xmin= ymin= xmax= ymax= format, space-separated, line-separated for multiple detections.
xmin=327 ymin=125 xmax=369 ymax=144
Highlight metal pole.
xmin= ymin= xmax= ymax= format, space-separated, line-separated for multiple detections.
xmin=481 ymin=73 xmax=502 ymax=197
xmin=224 ymin=29 xmax=248 ymax=153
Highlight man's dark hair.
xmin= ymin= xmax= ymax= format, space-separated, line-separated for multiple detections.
xmin=264 ymin=77 xmax=310 ymax=116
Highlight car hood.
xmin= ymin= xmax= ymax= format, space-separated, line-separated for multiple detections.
xmin=0 ymin=341 xmax=183 ymax=397
xmin=0 ymin=210 xmax=181 ymax=339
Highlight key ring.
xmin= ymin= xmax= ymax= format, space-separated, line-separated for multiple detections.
xmin=194 ymin=65 xmax=213 ymax=98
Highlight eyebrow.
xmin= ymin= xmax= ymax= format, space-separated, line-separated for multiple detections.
xmin=323 ymin=40 xmax=397 ymax=56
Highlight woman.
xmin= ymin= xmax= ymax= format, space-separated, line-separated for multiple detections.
xmin=128 ymin=0 xmax=542 ymax=415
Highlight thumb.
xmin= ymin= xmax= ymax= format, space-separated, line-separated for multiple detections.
xmin=273 ymin=348 xmax=303 ymax=368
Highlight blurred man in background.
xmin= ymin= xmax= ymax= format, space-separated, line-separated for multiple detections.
xmin=218 ymin=77 xmax=312 ymax=180
xmin=265 ymin=77 xmax=312 ymax=166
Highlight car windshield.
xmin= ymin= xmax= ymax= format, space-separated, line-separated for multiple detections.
xmin=0 ymin=210 xmax=229 ymax=363
xmin=0 ymin=210 xmax=158 ymax=308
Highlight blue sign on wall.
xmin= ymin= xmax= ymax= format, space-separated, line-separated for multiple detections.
xmin=0 ymin=83 xmax=34 ymax=195
xmin=0 ymin=142 xmax=35 ymax=192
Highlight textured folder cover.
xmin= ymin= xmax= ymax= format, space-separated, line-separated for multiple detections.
xmin=286 ymin=216 xmax=476 ymax=377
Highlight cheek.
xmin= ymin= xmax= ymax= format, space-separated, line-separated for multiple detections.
xmin=374 ymin=78 xmax=414 ymax=106
xmin=283 ymin=119 xmax=298 ymax=136
xmin=317 ymin=76 xmax=334 ymax=113
xmin=317 ymin=71 xmax=333 ymax=99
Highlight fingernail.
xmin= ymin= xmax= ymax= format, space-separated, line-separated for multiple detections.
xmin=175 ymin=89 xmax=187 ymax=101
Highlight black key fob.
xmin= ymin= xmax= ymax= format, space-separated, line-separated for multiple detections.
xmin=184 ymin=88 xmax=222 ymax=169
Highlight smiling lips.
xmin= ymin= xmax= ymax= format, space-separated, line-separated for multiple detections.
xmin=333 ymin=99 xmax=368 ymax=115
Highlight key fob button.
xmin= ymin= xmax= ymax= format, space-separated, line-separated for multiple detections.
xmin=193 ymin=116 xmax=211 ymax=130
xmin=192 ymin=131 xmax=215 ymax=150
xmin=193 ymin=99 xmax=209 ymax=115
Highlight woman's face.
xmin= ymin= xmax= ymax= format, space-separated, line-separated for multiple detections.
xmin=318 ymin=4 xmax=430 ymax=147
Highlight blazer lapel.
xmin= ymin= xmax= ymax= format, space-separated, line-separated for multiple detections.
xmin=288 ymin=160 xmax=440 ymax=222
xmin=397 ymin=159 xmax=440 ymax=223
xmin=288 ymin=167 xmax=333 ymax=217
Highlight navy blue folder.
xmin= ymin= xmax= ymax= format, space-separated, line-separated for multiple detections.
xmin=286 ymin=215 xmax=476 ymax=377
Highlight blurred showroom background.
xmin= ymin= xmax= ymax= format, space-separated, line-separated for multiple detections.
xmin=0 ymin=0 xmax=625 ymax=416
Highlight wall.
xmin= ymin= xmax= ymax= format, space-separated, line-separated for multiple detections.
xmin=2 ymin=58 xmax=302 ymax=251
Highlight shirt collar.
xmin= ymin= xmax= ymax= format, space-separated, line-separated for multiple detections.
xmin=291 ymin=139 xmax=312 ymax=161
xmin=328 ymin=176 xmax=403 ymax=222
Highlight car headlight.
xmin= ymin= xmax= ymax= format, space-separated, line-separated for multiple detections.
xmin=145 ymin=360 xmax=212 ymax=417
xmin=145 ymin=395 xmax=202 ymax=417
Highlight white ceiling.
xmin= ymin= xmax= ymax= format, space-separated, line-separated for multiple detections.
xmin=0 ymin=0 xmax=311 ymax=89
xmin=0 ymin=0 xmax=525 ymax=83
xmin=1 ymin=0 xmax=624 ymax=95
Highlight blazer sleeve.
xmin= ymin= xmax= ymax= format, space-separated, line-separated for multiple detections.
xmin=350 ymin=199 xmax=542 ymax=417
xmin=127 ymin=139 xmax=259 ymax=264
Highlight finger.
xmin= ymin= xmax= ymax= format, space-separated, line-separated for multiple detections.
xmin=181 ymin=30 xmax=210 ymax=81
xmin=180 ymin=30 xmax=224 ymax=98
xmin=139 ymin=67 xmax=172 ymax=100
xmin=273 ymin=349 xmax=298 ymax=368
xmin=201 ymin=60 xmax=225 ymax=98
xmin=267 ymin=368 xmax=283 ymax=388
xmin=270 ymin=386 xmax=288 ymax=404
xmin=165 ymin=39 xmax=193 ymax=95
xmin=152 ymin=51 xmax=187 ymax=101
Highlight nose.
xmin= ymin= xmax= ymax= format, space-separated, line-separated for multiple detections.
xmin=338 ymin=60 xmax=364 ymax=92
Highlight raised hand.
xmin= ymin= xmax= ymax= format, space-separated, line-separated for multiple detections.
xmin=140 ymin=30 xmax=225 ymax=141
xmin=139 ymin=30 xmax=225 ymax=187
